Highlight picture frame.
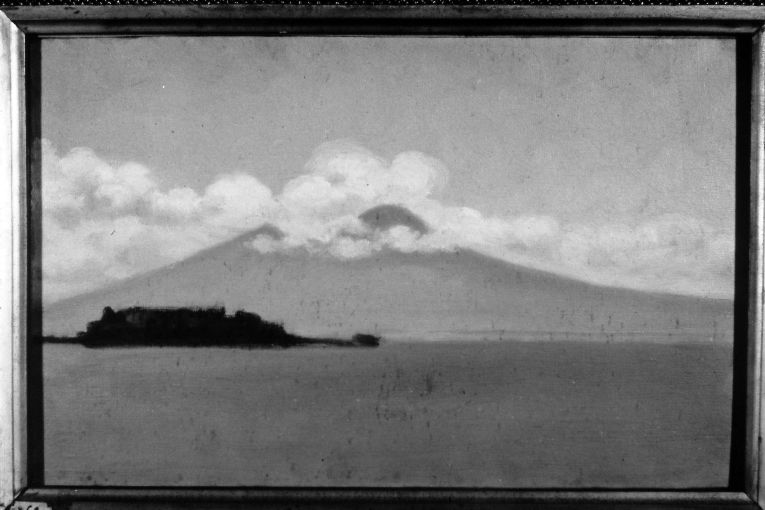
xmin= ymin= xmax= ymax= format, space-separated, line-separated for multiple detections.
xmin=1 ymin=2 xmax=764 ymax=509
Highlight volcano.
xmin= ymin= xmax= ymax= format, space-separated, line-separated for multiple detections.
xmin=44 ymin=206 xmax=733 ymax=342
xmin=359 ymin=204 xmax=430 ymax=235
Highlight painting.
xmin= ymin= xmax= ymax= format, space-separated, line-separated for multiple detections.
xmin=40 ymin=36 xmax=735 ymax=488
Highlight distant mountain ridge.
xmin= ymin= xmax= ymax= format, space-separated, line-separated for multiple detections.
xmin=45 ymin=206 xmax=733 ymax=342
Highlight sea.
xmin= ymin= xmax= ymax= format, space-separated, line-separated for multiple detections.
xmin=43 ymin=337 xmax=732 ymax=488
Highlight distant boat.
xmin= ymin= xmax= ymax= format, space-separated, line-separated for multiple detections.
xmin=351 ymin=333 xmax=381 ymax=347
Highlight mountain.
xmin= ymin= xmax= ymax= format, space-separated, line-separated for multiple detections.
xmin=44 ymin=207 xmax=733 ymax=342
xmin=359 ymin=204 xmax=430 ymax=235
xmin=248 ymin=223 xmax=285 ymax=240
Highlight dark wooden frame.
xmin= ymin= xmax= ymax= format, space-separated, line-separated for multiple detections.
xmin=1 ymin=5 xmax=764 ymax=509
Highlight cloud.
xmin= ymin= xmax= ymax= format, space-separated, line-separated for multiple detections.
xmin=551 ymin=216 xmax=733 ymax=296
xmin=278 ymin=141 xmax=447 ymax=221
xmin=42 ymin=139 xmax=734 ymax=302
xmin=42 ymin=140 xmax=277 ymax=301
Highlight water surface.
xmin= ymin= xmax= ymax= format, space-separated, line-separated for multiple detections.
xmin=44 ymin=339 xmax=732 ymax=487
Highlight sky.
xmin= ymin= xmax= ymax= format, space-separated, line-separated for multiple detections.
xmin=41 ymin=36 xmax=737 ymax=302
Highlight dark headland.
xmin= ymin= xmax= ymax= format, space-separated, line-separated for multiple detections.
xmin=43 ymin=306 xmax=381 ymax=348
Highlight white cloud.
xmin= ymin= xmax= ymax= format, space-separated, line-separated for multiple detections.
xmin=200 ymin=173 xmax=276 ymax=227
xmin=42 ymin=139 xmax=735 ymax=302
xmin=42 ymin=141 xmax=277 ymax=302
xmin=280 ymin=140 xmax=448 ymax=219
xmin=549 ymin=216 xmax=733 ymax=296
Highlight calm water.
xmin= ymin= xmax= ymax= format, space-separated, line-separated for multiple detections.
xmin=44 ymin=339 xmax=732 ymax=488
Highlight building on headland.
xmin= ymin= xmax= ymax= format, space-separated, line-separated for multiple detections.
xmin=73 ymin=306 xmax=380 ymax=348
xmin=82 ymin=306 xmax=288 ymax=346
xmin=104 ymin=306 xmax=227 ymax=331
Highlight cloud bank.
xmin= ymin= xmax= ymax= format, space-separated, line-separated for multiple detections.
xmin=42 ymin=139 xmax=734 ymax=303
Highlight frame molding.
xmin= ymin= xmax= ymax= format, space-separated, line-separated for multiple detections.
xmin=1 ymin=5 xmax=764 ymax=509
xmin=746 ymin=29 xmax=765 ymax=508
xmin=0 ymin=8 xmax=25 ymax=509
